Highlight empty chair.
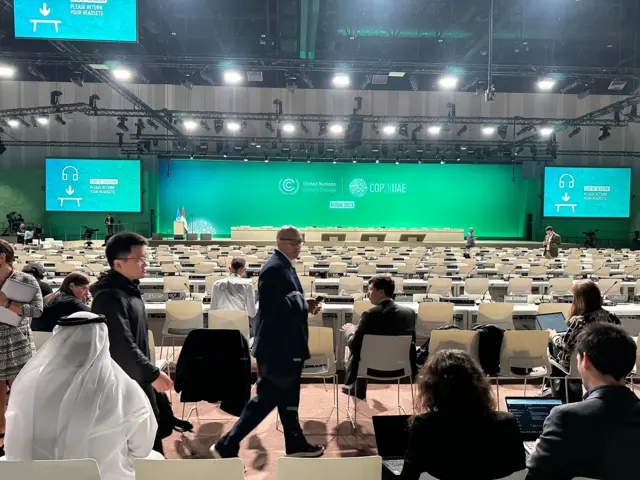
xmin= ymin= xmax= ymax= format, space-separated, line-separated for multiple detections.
xmin=163 ymin=275 xmax=191 ymax=295
xmin=528 ymin=265 xmax=548 ymax=277
xmin=208 ymin=309 xmax=250 ymax=339
xmin=339 ymin=276 xmax=364 ymax=296
xmin=427 ymin=278 xmax=452 ymax=297
xmin=298 ymin=275 xmax=315 ymax=295
xmin=507 ymin=278 xmax=532 ymax=295
xmin=276 ymin=456 xmax=382 ymax=480
xmin=547 ymin=278 xmax=573 ymax=296
xmin=428 ymin=330 xmax=478 ymax=359
xmin=563 ymin=263 xmax=583 ymax=277
xmin=357 ymin=264 xmax=377 ymax=276
xmin=477 ymin=303 xmax=514 ymax=330
xmin=328 ymin=262 xmax=348 ymax=276
xmin=596 ymin=278 xmax=621 ymax=296
xmin=0 ymin=459 xmax=101 ymax=480
xmin=464 ymin=277 xmax=490 ymax=299
xmin=161 ymin=300 xmax=204 ymax=359
xmin=160 ymin=263 xmax=181 ymax=275
xmin=194 ymin=262 xmax=217 ymax=274
xmin=352 ymin=300 xmax=373 ymax=324
xmin=55 ymin=262 xmax=76 ymax=275
xmin=590 ymin=266 xmax=611 ymax=278
xmin=496 ymin=330 xmax=551 ymax=396
xmin=392 ymin=276 xmax=404 ymax=294
xmin=188 ymin=255 xmax=206 ymax=264
xmin=417 ymin=302 xmax=455 ymax=337
xmin=397 ymin=264 xmax=417 ymax=278
xmin=135 ymin=458 xmax=245 ymax=480
xmin=84 ymin=263 xmax=105 ymax=276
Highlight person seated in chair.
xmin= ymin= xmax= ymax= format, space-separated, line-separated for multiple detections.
xmin=210 ymin=257 xmax=257 ymax=319
xmin=341 ymin=275 xmax=417 ymax=400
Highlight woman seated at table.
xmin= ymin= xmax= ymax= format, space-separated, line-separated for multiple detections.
xmin=400 ymin=350 xmax=525 ymax=480
xmin=5 ymin=312 xmax=162 ymax=479
xmin=32 ymin=272 xmax=91 ymax=332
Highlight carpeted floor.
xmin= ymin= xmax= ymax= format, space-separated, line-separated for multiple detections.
xmin=161 ymin=382 xmax=539 ymax=479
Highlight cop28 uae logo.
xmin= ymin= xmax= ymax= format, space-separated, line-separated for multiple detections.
xmin=349 ymin=178 xmax=368 ymax=198
xmin=279 ymin=178 xmax=300 ymax=195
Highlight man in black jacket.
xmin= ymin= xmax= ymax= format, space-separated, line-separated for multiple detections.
xmin=527 ymin=323 xmax=640 ymax=480
xmin=91 ymin=232 xmax=173 ymax=454
xmin=211 ymin=226 xmax=324 ymax=459
xmin=342 ymin=275 xmax=417 ymax=400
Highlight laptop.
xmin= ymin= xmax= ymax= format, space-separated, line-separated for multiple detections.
xmin=536 ymin=312 xmax=567 ymax=333
xmin=505 ymin=397 xmax=562 ymax=454
xmin=372 ymin=415 xmax=411 ymax=476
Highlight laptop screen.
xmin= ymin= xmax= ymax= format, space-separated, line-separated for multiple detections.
xmin=372 ymin=415 xmax=411 ymax=459
xmin=536 ymin=312 xmax=567 ymax=333
xmin=505 ymin=397 xmax=562 ymax=440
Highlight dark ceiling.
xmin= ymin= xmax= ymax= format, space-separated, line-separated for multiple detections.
xmin=1 ymin=0 xmax=639 ymax=94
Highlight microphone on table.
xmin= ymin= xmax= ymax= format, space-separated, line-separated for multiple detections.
xmin=625 ymin=266 xmax=640 ymax=280
xmin=478 ymin=287 xmax=491 ymax=304
xmin=423 ymin=284 xmax=435 ymax=302
xmin=183 ymin=282 xmax=193 ymax=301
xmin=464 ymin=267 xmax=477 ymax=279
xmin=600 ymin=280 xmax=621 ymax=305
xmin=504 ymin=266 xmax=518 ymax=280
xmin=424 ymin=266 xmax=434 ymax=281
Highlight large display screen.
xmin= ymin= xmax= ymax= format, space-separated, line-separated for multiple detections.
xmin=13 ymin=0 xmax=137 ymax=42
xmin=158 ymin=159 xmax=529 ymax=237
xmin=543 ymin=167 xmax=631 ymax=218
xmin=46 ymin=158 xmax=141 ymax=212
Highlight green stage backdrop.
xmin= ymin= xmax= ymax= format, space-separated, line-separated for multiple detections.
xmin=158 ymin=159 xmax=528 ymax=238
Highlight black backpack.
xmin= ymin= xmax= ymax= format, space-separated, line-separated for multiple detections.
xmin=416 ymin=324 xmax=461 ymax=366
xmin=470 ymin=324 xmax=504 ymax=375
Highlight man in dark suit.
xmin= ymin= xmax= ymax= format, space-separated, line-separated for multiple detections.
xmin=342 ymin=275 xmax=417 ymax=400
xmin=211 ymin=226 xmax=324 ymax=458
xmin=543 ymin=225 xmax=561 ymax=259
xmin=527 ymin=323 xmax=640 ymax=480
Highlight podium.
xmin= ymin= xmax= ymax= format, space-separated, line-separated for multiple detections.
xmin=173 ymin=221 xmax=186 ymax=240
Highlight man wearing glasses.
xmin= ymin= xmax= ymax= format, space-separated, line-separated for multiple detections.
xmin=212 ymin=226 xmax=324 ymax=459
xmin=91 ymin=232 xmax=173 ymax=455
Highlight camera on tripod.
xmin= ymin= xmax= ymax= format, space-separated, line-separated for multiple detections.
xmin=82 ymin=226 xmax=99 ymax=247
xmin=3 ymin=212 xmax=24 ymax=235
xmin=582 ymin=229 xmax=599 ymax=248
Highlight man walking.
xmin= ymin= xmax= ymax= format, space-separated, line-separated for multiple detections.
xmin=91 ymin=232 xmax=173 ymax=454
xmin=211 ymin=226 xmax=324 ymax=458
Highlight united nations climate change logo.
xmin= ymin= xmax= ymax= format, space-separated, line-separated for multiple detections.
xmin=349 ymin=178 xmax=368 ymax=198
xmin=279 ymin=178 xmax=300 ymax=195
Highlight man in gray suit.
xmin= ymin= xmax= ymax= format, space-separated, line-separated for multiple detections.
xmin=543 ymin=226 xmax=561 ymax=259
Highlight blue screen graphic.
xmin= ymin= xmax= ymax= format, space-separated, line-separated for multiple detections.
xmin=14 ymin=0 xmax=137 ymax=42
xmin=46 ymin=159 xmax=141 ymax=212
xmin=543 ymin=167 xmax=631 ymax=218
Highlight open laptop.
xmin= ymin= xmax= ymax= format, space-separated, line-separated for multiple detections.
xmin=536 ymin=312 xmax=567 ymax=333
xmin=372 ymin=415 xmax=411 ymax=476
xmin=505 ymin=397 xmax=562 ymax=454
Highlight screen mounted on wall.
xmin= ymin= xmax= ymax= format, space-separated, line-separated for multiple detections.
xmin=45 ymin=158 xmax=141 ymax=212
xmin=543 ymin=166 xmax=631 ymax=218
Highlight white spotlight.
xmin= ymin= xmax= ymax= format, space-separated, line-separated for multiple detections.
xmin=438 ymin=75 xmax=458 ymax=90
xmin=282 ymin=123 xmax=295 ymax=133
xmin=183 ymin=120 xmax=198 ymax=130
xmin=0 ymin=65 xmax=16 ymax=78
xmin=427 ymin=125 xmax=441 ymax=135
xmin=227 ymin=121 xmax=241 ymax=132
xmin=7 ymin=119 xmax=19 ymax=128
xmin=482 ymin=126 xmax=496 ymax=136
xmin=332 ymin=73 xmax=350 ymax=88
xmin=36 ymin=116 xmax=49 ymax=125
xmin=539 ymin=127 xmax=554 ymax=136
xmin=112 ymin=68 xmax=132 ymax=81
xmin=223 ymin=70 xmax=244 ymax=84
xmin=382 ymin=124 xmax=397 ymax=135
xmin=329 ymin=123 xmax=344 ymax=134
xmin=537 ymin=78 xmax=556 ymax=91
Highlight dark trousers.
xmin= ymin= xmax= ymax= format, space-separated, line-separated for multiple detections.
xmin=548 ymin=340 xmax=583 ymax=403
xmin=141 ymin=382 xmax=164 ymax=455
xmin=216 ymin=362 xmax=305 ymax=456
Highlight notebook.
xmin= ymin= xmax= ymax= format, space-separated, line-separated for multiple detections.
xmin=372 ymin=415 xmax=411 ymax=476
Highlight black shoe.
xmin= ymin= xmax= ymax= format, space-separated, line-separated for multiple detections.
xmin=342 ymin=385 xmax=366 ymax=400
xmin=209 ymin=444 xmax=238 ymax=459
xmin=286 ymin=443 xmax=325 ymax=458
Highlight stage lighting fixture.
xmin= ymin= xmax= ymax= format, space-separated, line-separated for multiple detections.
xmin=240 ymin=121 xmax=248 ymax=132
xmin=300 ymin=122 xmax=309 ymax=134
xmin=244 ymin=154 xmax=249 ymax=161
xmin=614 ymin=109 xmax=622 ymax=122
xmin=7 ymin=119 xmax=19 ymax=128
xmin=427 ymin=125 xmax=441 ymax=135
xmin=116 ymin=117 xmax=129 ymax=132
xmin=456 ymin=125 xmax=468 ymax=136
xmin=399 ymin=123 xmax=409 ymax=137
xmin=382 ymin=124 xmax=396 ymax=135
xmin=180 ymin=78 xmax=193 ymax=90
xmin=88 ymin=94 xmax=100 ymax=110
xmin=332 ymin=73 xmax=350 ymax=88
xmin=70 ymin=70 xmax=84 ymax=87
xmin=0 ymin=140 xmax=5 ymax=156
xmin=577 ymin=88 xmax=592 ymax=100
xmin=599 ymin=126 xmax=611 ymax=141
xmin=516 ymin=147 xmax=524 ymax=155
xmin=227 ymin=121 xmax=241 ymax=132
xmin=560 ymin=79 xmax=582 ymax=94
xmin=409 ymin=75 xmax=419 ymax=91
xmin=50 ymin=90 xmax=62 ymax=106
xmin=197 ymin=120 xmax=210 ymax=131
xmin=539 ymin=127 xmax=554 ymax=137
xmin=15 ymin=118 xmax=30 ymax=128
xmin=112 ymin=68 xmax=132 ymax=81
xmin=223 ymin=70 xmax=244 ymax=84
xmin=265 ymin=121 xmax=275 ymax=133
xmin=135 ymin=119 xmax=145 ymax=137
xmin=146 ymin=119 xmax=159 ymax=130
xmin=411 ymin=125 xmax=423 ymax=142
xmin=285 ymin=75 xmax=298 ymax=93
xmin=214 ymin=120 xmax=224 ymax=134
xmin=438 ymin=75 xmax=458 ymax=90
xmin=568 ymin=127 xmax=581 ymax=138
xmin=631 ymin=104 xmax=639 ymax=118
xmin=482 ymin=126 xmax=496 ymax=136
xmin=54 ymin=114 xmax=66 ymax=125
xmin=183 ymin=120 xmax=198 ymax=130
xmin=497 ymin=125 xmax=508 ymax=140
xmin=537 ymin=78 xmax=556 ymax=91
xmin=329 ymin=123 xmax=344 ymax=134
xmin=0 ymin=65 xmax=15 ymax=78
xmin=271 ymin=141 xmax=278 ymax=150
xmin=282 ymin=123 xmax=295 ymax=134
xmin=317 ymin=122 xmax=328 ymax=136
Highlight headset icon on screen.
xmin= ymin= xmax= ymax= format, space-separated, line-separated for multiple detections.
xmin=62 ymin=166 xmax=79 ymax=181
xmin=559 ymin=174 xmax=575 ymax=189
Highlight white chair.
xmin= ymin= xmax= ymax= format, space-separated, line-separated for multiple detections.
xmin=596 ymin=278 xmax=621 ymax=296
xmin=464 ymin=277 xmax=490 ymax=300
xmin=477 ymin=303 xmax=514 ymax=330
xmin=427 ymin=278 xmax=452 ymax=297
xmin=32 ymin=331 xmax=53 ymax=351
xmin=299 ymin=275 xmax=315 ymax=295
xmin=163 ymin=275 xmax=191 ymax=295
xmin=507 ymin=278 xmax=533 ymax=295
xmin=417 ymin=302 xmax=454 ymax=337
xmin=357 ymin=264 xmax=377 ymax=276
xmin=339 ymin=276 xmax=364 ymax=296
xmin=160 ymin=263 xmax=181 ymax=275
xmin=547 ymin=278 xmax=573 ymax=296
xmin=276 ymin=456 xmax=382 ymax=480
xmin=347 ymin=335 xmax=414 ymax=428
xmin=328 ymin=262 xmax=348 ymax=277
xmin=392 ymin=276 xmax=404 ymax=294
xmin=496 ymin=331 xmax=551 ymax=398
xmin=549 ymin=351 xmax=582 ymax=401
xmin=207 ymin=309 xmax=250 ymax=340
xmin=0 ymin=459 xmax=101 ymax=480
xmin=353 ymin=300 xmax=373 ymax=325
xmin=54 ymin=262 xmax=76 ymax=275
xmin=161 ymin=300 xmax=204 ymax=360
xmin=428 ymin=330 xmax=479 ymax=359
xmin=194 ymin=262 xmax=217 ymax=274
xmin=419 ymin=469 xmax=528 ymax=480
xmin=135 ymin=458 xmax=245 ymax=480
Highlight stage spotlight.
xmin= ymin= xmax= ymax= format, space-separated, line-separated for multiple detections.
xmin=482 ymin=126 xmax=496 ymax=136
xmin=399 ymin=123 xmax=409 ymax=137
xmin=223 ymin=70 xmax=244 ymax=84
xmin=599 ymin=126 xmax=611 ymax=141
xmin=50 ymin=90 xmax=62 ymax=106
xmin=332 ymin=73 xmax=350 ymax=88
xmin=614 ymin=109 xmax=622 ymax=122
xmin=116 ymin=116 xmax=129 ymax=132
xmin=214 ymin=120 xmax=224 ymax=134
xmin=300 ymin=122 xmax=309 ymax=134
xmin=282 ymin=123 xmax=295 ymax=134
xmin=382 ymin=124 xmax=396 ymax=135
xmin=265 ymin=121 xmax=275 ymax=133
xmin=539 ymin=126 xmax=554 ymax=137
xmin=568 ymin=127 xmax=581 ymax=138
xmin=577 ymin=88 xmax=592 ymax=100
xmin=329 ymin=123 xmax=344 ymax=134
xmin=0 ymin=65 xmax=15 ymax=78
xmin=55 ymin=114 xmax=66 ymax=126
xmin=183 ymin=120 xmax=198 ymax=130
xmin=537 ymin=78 xmax=556 ymax=91
xmin=7 ymin=119 xmax=19 ymax=128
xmin=199 ymin=120 xmax=210 ymax=131
xmin=112 ymin=68 xmax=132 ymax=81
xmin=240 ymin=121 xmax=248 ymax=132
xmin=318 ymin=122 xmax=328 ymax=136
xmin=285 ymin=75 xmax=298 ymax=93
xmin=497 ymin=125 xmax=508 ymax=140
xmin=427 ymin=125 xmax=441 ymax=135
xmin=15 ymin=118 xmax=30 ymax=128
xmin=227 ymin=121 xmax=241 ymax=132
xmin=135 ymin=119 xmax=145 ymax=137
xmin=35 ymin=116 xmax=49 ymax=126
xmin=180 ymin=78 xmax=193 ymax=91
xmin=89 ymin=94 xmax=100 ymax=110
xmin=70 ymin=70 xmax=84 ymax=87
xmin=456 ymin=125 xmax=468 ymax=136
xmin=438 ymin=75 xmax=458 ymax=90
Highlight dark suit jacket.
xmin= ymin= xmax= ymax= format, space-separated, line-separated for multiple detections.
xmin=251 ymin=250 xmax=310 ymax=373
xmin=400 ymin=411 xmax=526 ymax=480
xmin=345 ymin=299 xmax=417 ymax=385
xmin=527 ymin=385 xmax=640 ymax=480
